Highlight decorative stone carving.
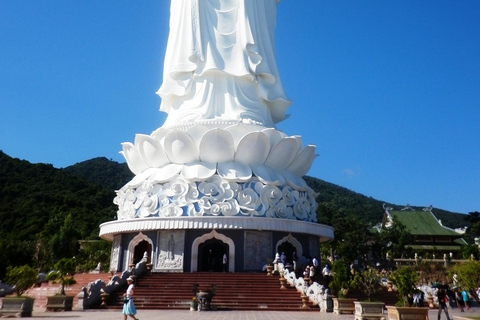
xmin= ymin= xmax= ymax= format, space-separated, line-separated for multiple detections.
xmin=155 ymin=230 xmax=185 ymax=272
xmin=115 ymin=173 xmax=318 ymax=222
xmin=244 ymin=231 xmax=272 ymax=270
xmin=109 ymin=235 xmax=121 ymax=272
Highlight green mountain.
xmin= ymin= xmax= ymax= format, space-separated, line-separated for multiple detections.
xmin=0 ymin=151 xmax=117 ymax=278
xmin=64 ymin=157 xmax=134 ymax=190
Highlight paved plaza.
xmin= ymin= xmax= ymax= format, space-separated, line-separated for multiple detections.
xmin=26 ymin=307 xmax=480 ymax=320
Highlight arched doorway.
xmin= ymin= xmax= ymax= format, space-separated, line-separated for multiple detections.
xmin=191 ymin=230 xmax=235 ymax=272
xmin=133 ymin=240 xmax=152 ymax=264
xmin=126 ymin=232 xmax=154 ymax=270
xmin=275 ymin=234 xmax=303 ymax=266
xmin=198 ymin=239 xmax=228 ymax=272
xmin=277 ymin=241 xmax=295 ymax=265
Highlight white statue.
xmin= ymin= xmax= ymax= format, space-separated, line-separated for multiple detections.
xmin=157 ymin=0 xmax=291 ymax=128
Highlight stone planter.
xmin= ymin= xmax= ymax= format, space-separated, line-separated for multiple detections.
xmin=354 ymin=301 xmax=385 ymax=320
xmin=0 ymin=296 xmax=35 ymax=317
xmin=386 ymin=306 xmax=429 ymax=320
xmin=333 ymin=297 xmax=357 ymax=314
xmin=301 ymin=295 xmax=310 ymax=309
xmin=266 ymin=265 xmax=273 ymax=276
xmin=46 ymin=295 xmax=74 ymax=311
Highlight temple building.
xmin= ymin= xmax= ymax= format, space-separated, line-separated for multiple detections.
xmin=380 ymin=205 xmax=467 ymax=258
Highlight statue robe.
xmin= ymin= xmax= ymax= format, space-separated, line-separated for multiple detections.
xmin=157 ymin=0 xmax=291 ymax=128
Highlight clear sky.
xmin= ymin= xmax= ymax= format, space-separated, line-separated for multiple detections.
xmin=1 ymin=1 xmax=479 ymax=214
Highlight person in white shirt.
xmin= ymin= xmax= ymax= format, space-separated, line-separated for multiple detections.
xmin=123 ymin=277 xmax=139 ymax=320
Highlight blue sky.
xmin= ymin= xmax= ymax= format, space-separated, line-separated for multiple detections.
xmin=1 ymin=1 xmax=479 ymax=214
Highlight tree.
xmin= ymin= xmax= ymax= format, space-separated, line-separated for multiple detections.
xmin=389 ymin=266 xmax=418 ymax=306
xmin=324 ymin=209 xmax=372 ymax=263
xmin=452 ymin=261 xmax=480 ymax=300
xmin=46 ymin=258 xmax=76 ymax=296
xmin=352 ymin=266 xmax=383 ymax=301
xmin=75 ymin=240 xmax=111 ymax=273
xmin=465 ymin=211 xmax=480 ymax=242
xmin=331 ymin=258 xmax=354 ymax=297
xmin=5 ymin=265 xmax=37 ymax=296
xmin=378 ymin=217 xmax=411 ymax=259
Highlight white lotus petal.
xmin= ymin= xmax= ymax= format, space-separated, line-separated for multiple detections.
xmin=186 ymin=124 xmax=210 ymax=147
xmin=261 ymin=128 xmax=284 ymax=147
xmin=217 ymin=162 xmax=252 ymax=181
xmin=148 ymin=164 xmax=183 ymax=183
xmin=151 ymin=127 xmax=170 ymax=145
xmin=181 ymin=162 xmax=216 ymax=180
xmin=235 ymin=132 xmax=270 ymax=165
xmin=164 ymin=130 xmax=200 ymax=163
xmin=286 ymin=145 xmax=316 ymax=176
xmin=251 ymin=164 xmax=285 ymax=186
xmin=199 ymin=128 xmax=235 ymax=163
xmin=135 ymin=134 xmax=169 ymax=168
xmin=225 ymin=124 xmax=251 ymax=148
xmin=264 ymin=137 xmax=298 ymax=170
xmin=121 ymin=142 xmax=150 ymax=175
xmin=291 ymin=135 xmax=303 ymax=153
xmin=126 ymin=168 xmax=157 ymax=188
xmin=280 ymin=170 xmax=308 ymax=191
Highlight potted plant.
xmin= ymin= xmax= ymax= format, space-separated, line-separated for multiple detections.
xmin=1 ymin=265 xmax=37 ymax=317
xmin=45 ymin=258 xmax=77 ymax=311
xmin=190 ymin=297 xmax=198 ymax=311
xmin=351 ymin=266 xmax=385 ymax=320
xmin=331 ymin=259 xmax=356 ymax=314
xmin=386 ymin=266 xmax=429 ymax=320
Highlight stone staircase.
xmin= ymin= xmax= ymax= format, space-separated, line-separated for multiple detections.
xmin=22 ymin=273 xmax=113 ymax=310
xmin=108 ymin=272 xmax=319 ymax=311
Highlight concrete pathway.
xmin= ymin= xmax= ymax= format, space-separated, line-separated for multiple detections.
xmin=27 ymin=307 xmax=480 ymax=320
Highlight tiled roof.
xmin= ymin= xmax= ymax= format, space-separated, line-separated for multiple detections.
xmin=389 ymin=210 xmax=461 ymax=237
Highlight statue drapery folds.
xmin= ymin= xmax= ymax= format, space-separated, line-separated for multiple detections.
xmin=157 ymin=0 xmax=291 ymax=128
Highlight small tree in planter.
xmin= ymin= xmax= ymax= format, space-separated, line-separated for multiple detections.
xmin=46 ymin=258 xmax=77 ymax=296
xmin=387 ymin=266 xmax=429 ymax=320
xmin=5 ymin=265 xmax=37 ymax=297
xmin=1 ymin=265 xmax=37 ymax=317
xmin=331 ymin=259 xmax=354 ymax=297
xmin=352 ymin=266 xmax=383 ymax=301
xmin=45 ymin=258 xmax=76 ymax=311
xmin=331 ymin=259 xmax=357 ymax=314
xmin=389 ymin=266 xmax=418 ymax=307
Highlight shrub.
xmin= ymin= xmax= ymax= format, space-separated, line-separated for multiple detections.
xmin=5 ymin=265 xmax=37 ymax=296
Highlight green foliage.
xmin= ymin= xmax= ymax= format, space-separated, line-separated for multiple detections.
xmin=389 ymin=266 xmax=418 ymax=306
xmin=306 ymin=176 xmax=386 ymax=224
xmin=331 ymin=259 xmax=354 ymax=297
xmin=464 ymin=211 xmax=480 ymax=242
xmin=452 ymin=261 xmax=480 ymax=291
xmin=461 ymin=244 xmax=480 ymax=260
xmin=352 ymin=266 xmax=383 ymax=301
xmin=0 ymin=151 xmax=119 ymax=278
xmin=5 ymin=265 xmax=37 ymax=296
xmin=377 ymin=217 xmax=412 ymax=259
xmin=64 ymin=157 xmax=133 ymax=190
xmin=319 ymin=208 xmax=373 ymax=262
xmin=75 ymin=240 xmax=112 ymax=273
xmin=46 ymin=258 xmax=77 ymax=295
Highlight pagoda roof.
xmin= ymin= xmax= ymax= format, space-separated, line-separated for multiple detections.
xmin=388 ymin=209 xmax=462 ymax=237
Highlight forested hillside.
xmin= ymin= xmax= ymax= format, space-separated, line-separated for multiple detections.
xmin=64 ymin=157 xmax=133 ymax=190
xmin=0 ymin=151 xmax=116 ymax=278
xmin=0 ymin=150 xmax=472 ymax=279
